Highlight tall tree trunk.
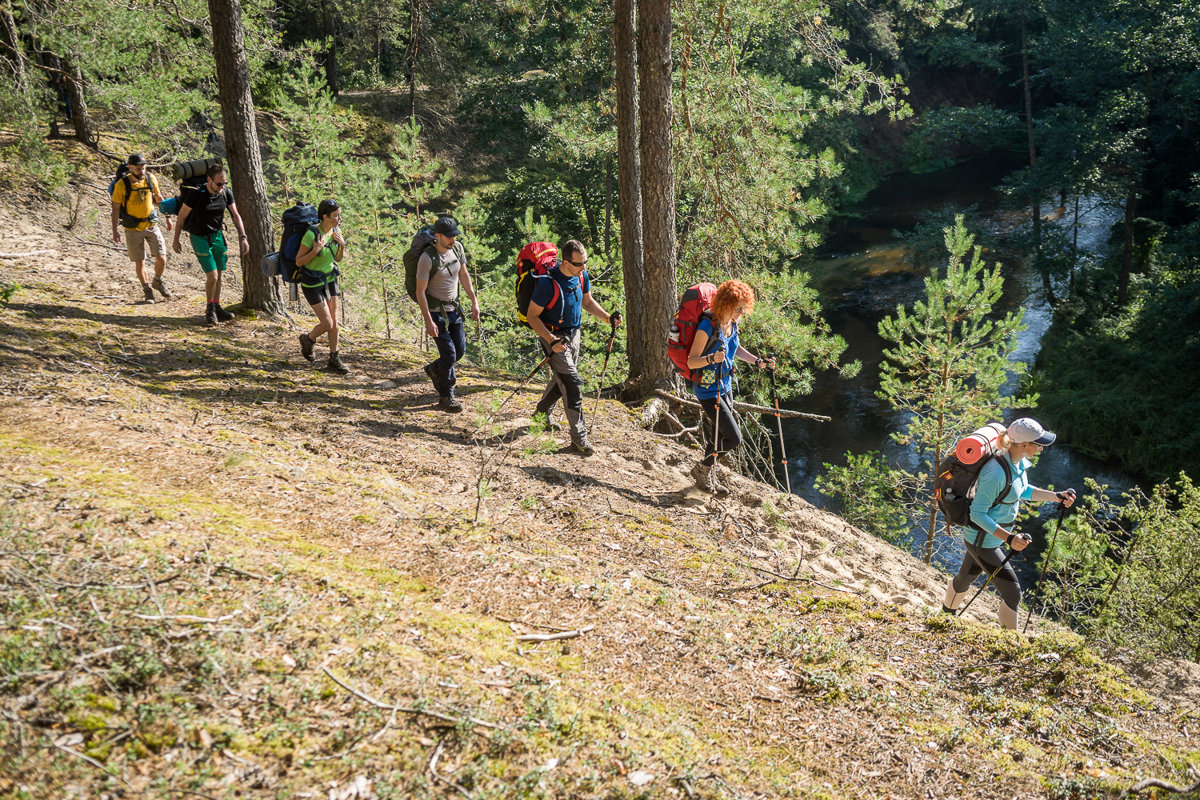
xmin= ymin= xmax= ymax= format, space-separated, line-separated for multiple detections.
xmin=208 ymin=0 xmax=281 ymax=313
xmin=0 ymin=0 xmax=27 ymax=95
xmin=407 ymin=0 xmax=419 ymax=122
xmin=1118 ymin=189 xmax=1136 ymax=305
xmin=319 ymin=0 xmax=339 ymax=95
xmin=62 ymin=59 xmax=95 ymax=146
xmin=630 ymin=0 xmax=676 ymax=395
xmin=614 ymin=0 xmax=644 ymax=395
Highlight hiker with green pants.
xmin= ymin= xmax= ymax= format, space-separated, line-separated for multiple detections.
xmin=172 ymin=163 xmax=249 ymax=326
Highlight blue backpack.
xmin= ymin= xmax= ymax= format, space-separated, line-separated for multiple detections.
xmin=277 ymin=203 xmax=320 ymax=282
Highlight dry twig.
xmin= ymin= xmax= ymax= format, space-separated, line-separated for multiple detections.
xmin=321 ymin=666 xmax=503 ymax=732
xmin=515 ymin=624 xmax=595 ymax=642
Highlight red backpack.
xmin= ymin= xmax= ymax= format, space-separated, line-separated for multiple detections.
xmin=515 ymin=242 xmax=561 ymax=325
xmin=667 ymin=282 xmax=717 ymax=380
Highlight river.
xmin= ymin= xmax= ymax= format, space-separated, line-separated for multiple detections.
xmin=781 ymin=153 xmax=1137 ymax=583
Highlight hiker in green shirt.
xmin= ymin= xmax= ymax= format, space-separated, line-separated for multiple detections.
xmin=296 ymin=200 xmax=349 ymax=374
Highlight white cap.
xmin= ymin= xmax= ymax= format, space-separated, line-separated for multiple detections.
xmin=1008 ymin=417 xmax=1056 ymax=446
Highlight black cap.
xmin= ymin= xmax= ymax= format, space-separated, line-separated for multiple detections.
xmin=127 ymin=153 xmax=147 ymax=166
xmin=433 ymin=216 xmax=461 ymax=237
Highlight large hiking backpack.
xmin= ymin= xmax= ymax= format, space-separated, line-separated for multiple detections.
xmin=667 ymin=283 xmax=718 ymax=380
xmin=277 ymin=202 xmax=321 ymax=283
xmin=160 ymin=158 xmax=222 ymax=217
xmin=934 ymin=422 xmax=1012 ymax=539
xmin=403 ymin=227 xmax=465 ymax=303
xmin=515 ymin=242 xmax=560 ymax=325
xmin=108 ymin=164 xmax=159 ymax=228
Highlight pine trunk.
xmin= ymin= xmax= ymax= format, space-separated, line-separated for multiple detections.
xmin=614 ymin=0 xmax=644 ymax=395
xmin=319 ymin=0 xmax=339 ymax=95
xmin=630 ymin=0 xmax=677 ymax=396
xmin=1118 ymin=189 xmax=1135 ymax=305
xmin=62 ymin=60 xmax=95 ymax=146
xmin=208 ymin=0 xmax=282 ymax=313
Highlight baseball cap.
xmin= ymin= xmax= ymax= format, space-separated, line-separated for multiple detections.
xmin=433 ymin=216 xmax=461 ymax=237
xmin=127 ymin=153 xmax=147 ymax=166
xmin=1007 ymin=417 xmax=1056 ymax=446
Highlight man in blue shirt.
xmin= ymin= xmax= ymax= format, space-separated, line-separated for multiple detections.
xmin=525 ymin=240 xmax=621 ymax=456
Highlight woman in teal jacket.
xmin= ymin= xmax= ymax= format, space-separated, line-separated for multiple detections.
xmin=942 ymin=418 xmax=1076 ymax=629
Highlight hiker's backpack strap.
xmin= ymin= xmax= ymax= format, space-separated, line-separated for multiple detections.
xmin=971 ymin=456 xmax=1015 ymax=548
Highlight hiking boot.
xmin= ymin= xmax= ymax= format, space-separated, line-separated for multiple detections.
xmin=327 ymin=351 xmax=350 ymax=375
xmin=204 ymin=304 xmax=218 ymax=326
xmin=423 ymin=362 xmax=439 ymax=385
xmin=571 ymin=436 xmax=595 ymax=457
xmin=438 ymin=395 xmax=463 ymax=413
xmin=299 ymin=333 xmax=316 ymax=362
xmin=142 ymin=284 xmax=155 ymax=302
xmin=151 ymin=276 xmax=171 ymax=299
xmin=690 ymin=462 xmax=729 ymax=496
xmin=214 ymin=304 xmax=234 ymax=323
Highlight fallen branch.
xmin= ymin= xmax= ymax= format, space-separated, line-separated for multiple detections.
xmin=514 ymin=624 xmax=595 ymax=643
xmin=133 ymin=610 xmax=243 ymax=624
xmin=1122 ymin=778 xmax=1200 ymax=797
xmin=214 ymin=563 xmax=272 ymax=581
xmin=713 ymin=579 xmax=775 ymax=594
xmin=654 ymin=389 xmax=831 ymax=422
xmin=429 ymin=740 xmax=472 ymax=798
xmin=0 ymin=249 xmax=54 ymax=259
xmin=744 ymin=563 xmax=860 ymax=595
xmin=321 ymin=667 xmax=503 ymax=732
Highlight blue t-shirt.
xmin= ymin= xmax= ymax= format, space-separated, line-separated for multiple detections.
xmin=530 ymin=265 xmax=590 ymax=331
xmin=692 ymin=317 xmax=737 ymax=400
xmin=968 ymin=451 xmax=1034 ymax=548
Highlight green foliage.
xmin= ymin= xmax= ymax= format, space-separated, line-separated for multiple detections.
xmin=820 ymin=216 xmax=1032 ymax=560
xmin=902 ymin=106 xmax=1022 ymax=172
xmin=816 ymin=451 xmax=912 ymax=544
xmin=1029 ymin=475 xmax=1200 ymax=662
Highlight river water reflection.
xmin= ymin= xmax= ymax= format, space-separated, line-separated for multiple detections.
xmin=782 ymin=153 xmax=1135 ymax=583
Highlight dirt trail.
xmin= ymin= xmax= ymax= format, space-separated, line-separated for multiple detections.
xmin=3 ymin=194 xmax=1198 ymax=799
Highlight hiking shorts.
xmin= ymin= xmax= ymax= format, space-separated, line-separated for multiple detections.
xmin=190 ymin=231 xmax=228 ymax=273
xmin=302 ymin=279 xmax=340 ymax=306
xmin=125 ymin=225 xmax=165 ymax=263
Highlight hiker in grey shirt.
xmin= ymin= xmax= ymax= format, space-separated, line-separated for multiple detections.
xmin=416 ymin=216 xmax=480 ymax=412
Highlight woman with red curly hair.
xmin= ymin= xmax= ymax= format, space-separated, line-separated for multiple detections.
xmin=685 ymin=280 xmax=774 ymax=494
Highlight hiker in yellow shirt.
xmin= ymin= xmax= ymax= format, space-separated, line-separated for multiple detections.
xmin=110 ymin=154 xmax=173 ymax=303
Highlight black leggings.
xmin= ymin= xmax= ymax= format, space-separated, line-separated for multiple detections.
xmin=952 ymin=542 xmax=1021 ymax=611
xmin=699 ymin=394 xmax=742 ymax=466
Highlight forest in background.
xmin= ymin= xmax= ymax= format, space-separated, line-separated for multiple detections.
xmin=2 ymin=0 xmax=1198 ymax=659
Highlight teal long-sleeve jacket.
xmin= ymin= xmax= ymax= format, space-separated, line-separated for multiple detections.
xmin=968 ymin=452 xmax=1033 ymax=549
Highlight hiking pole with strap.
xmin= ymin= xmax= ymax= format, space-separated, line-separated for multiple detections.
xmin=591 ymin=314 xmax=620 ymax=423
xmin=496 ymin=352 xmax=552 ymax=415
xmin=957 ymin=534 xmax=1030 ymax=618
xmin=1022 ymin=501 xmax=1071 ymax=634
xmin=766 ymin=353 xmax=791 ymax=494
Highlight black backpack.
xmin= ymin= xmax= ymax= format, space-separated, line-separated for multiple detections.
xmin=277 ymin=203 xmax=321 ymax=283
xmin=934 ymin=447 xmax=1013 ymax=546
xmin=403 ymin=227 xmax=464 ymax=303
xmin=108 ymin=165 xmax=159 ymax=228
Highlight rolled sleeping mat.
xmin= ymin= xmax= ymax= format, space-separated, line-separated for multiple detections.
xmin=172 ymin=157 xmax=223 ymax=182
xmin=955 ymin=422 xmax=1007 ymax=465
xmin=159 ymin=196 xmax=181 ymax=216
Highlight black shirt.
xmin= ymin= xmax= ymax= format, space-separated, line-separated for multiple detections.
xmin=183 ymin=186 xmax=235 ymax=235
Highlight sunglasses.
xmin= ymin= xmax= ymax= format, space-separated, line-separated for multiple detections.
xmin=211 ymin=180 xmax=227 ymax=187
xmin=567 ymin=258 xmax=587 ymax=267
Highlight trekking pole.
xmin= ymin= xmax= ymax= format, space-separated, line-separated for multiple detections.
xmin=496 ymin=353 xmax=552 ymax=415
xmin=766 ymin=353 xmax=791 ymax=494
xmin=591 ymin=316 xmax=619 ymax=423
xmin=957 ymin=534 xmax=1030 ymax=618
xmin=1022 ymin=503 xmax=1069 ymax=634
